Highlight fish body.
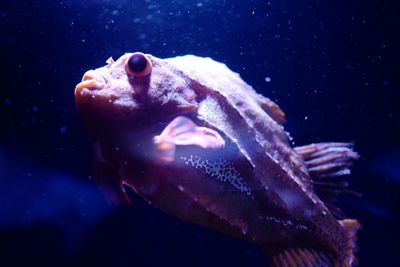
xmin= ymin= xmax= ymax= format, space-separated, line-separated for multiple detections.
xmin=75 ymin=52 xmax=360 ymax=267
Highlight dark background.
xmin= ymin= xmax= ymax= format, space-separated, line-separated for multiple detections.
xmin=0 ymin=0 xmax=399 ymax=266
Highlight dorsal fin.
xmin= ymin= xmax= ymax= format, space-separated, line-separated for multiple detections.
xmin=294 ymin=142 xmax=360 ymax=218
xmin=256 ymin=95 xmax=286 ymax=125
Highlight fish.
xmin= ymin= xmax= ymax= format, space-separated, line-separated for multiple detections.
xmin=75 ymin=52 xmax=361 ymax=267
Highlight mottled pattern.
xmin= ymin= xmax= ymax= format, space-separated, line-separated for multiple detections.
xmin=180 ymin=154 xmax=252 ymax=197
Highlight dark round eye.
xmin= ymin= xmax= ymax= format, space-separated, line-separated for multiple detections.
xmin=126 ymin=52 xmax=152 ymax=76
xmin=128 ymin=54 xmax=147 ymax=72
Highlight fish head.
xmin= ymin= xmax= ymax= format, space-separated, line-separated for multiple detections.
xmin=74 ymin=52 xmax=198 ymax=138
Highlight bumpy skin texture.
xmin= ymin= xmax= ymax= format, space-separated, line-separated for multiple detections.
xmin=75 ymin=53 xmax=352 ymax=265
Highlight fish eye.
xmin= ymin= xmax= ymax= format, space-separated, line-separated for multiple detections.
xmin=126 ymin=52 xmax=152 ymax=76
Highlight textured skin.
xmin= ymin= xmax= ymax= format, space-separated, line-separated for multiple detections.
xmin=75 ymin=53 xmax=351 ymax=265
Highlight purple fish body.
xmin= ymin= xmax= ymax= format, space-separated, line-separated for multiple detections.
xmin=75 ymin=52 xmax=361 ymax=267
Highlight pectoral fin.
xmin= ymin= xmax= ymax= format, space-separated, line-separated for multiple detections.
xmin=153 ymin=116 xmax=225 ymax=162
xmin=295 ymin=142 xmax=360 ymax=218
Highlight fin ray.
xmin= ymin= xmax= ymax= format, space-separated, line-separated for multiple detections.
xmin=262 ymin=246 xmax=334 ymax=267
xmin=154 ymin=116 xmax=225 ymax=162
xmin=295 ymin=142 xmax=360 ymax=218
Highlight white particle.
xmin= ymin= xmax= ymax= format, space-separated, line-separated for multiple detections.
xmin=304 ymin=116 xmax=308 ymax=120
xmin=264 ymin=76 xmax=271 ymax=82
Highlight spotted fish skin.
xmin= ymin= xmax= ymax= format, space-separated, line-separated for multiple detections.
xmin=75 ymin=52 xmax=360 ymax=267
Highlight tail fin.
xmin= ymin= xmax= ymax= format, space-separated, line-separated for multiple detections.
xmin=339 ymin=219 xmax=362 ymax=267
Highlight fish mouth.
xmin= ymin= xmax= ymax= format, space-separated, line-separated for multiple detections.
xmin=75 ymin=70 xmax=106 ymax=94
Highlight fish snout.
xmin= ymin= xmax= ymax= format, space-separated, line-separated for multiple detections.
xmin=75 ymin=70 xmax=106 ymax=94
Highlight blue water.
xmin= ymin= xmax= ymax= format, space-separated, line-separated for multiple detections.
xmin=0 ymin=1 xmax=399 ymax=266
